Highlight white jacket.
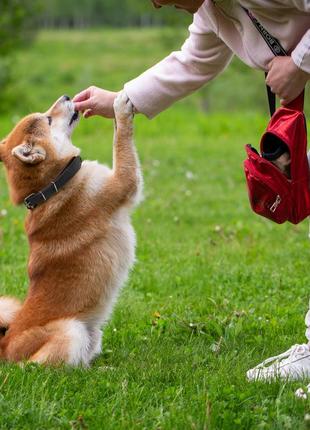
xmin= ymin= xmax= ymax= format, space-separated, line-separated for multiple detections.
xmin=124 ymin=0 xmax=310 ymax=118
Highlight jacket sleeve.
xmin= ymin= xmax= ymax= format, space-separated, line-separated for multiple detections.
xmin=291 ymin=30 xmax=310 ymax=74
xmin=124 ymin=6 xmax=233 ymax=119
xmin=290 ymin=1 xmax=310 ymax=73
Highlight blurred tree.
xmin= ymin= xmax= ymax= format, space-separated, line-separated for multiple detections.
xmin=39 ymin=0 xmax=190 ymax=28
xmin=0 ymin=0 xmax=41 ymax=108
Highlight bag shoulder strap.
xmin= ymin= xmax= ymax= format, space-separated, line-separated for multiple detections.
xmin=242 ymin=7 xmax=287 ymax=57
xmin=265 ymin=74 xmax=276 ymax=116
xmin=241 ymin=6 xmax=287 ymax=116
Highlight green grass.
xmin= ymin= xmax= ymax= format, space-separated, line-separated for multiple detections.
xmin=0 ymin=28 xmax=310 ymax=429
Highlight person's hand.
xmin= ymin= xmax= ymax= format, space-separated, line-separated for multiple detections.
xmin=266 ymin=56 xmax=309 ymax=106
xmin=73 ymin=86 xmax=119 ymax=118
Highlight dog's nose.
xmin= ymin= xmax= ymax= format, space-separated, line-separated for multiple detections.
xmin=62 ymin=95 xmax=71 ymax=102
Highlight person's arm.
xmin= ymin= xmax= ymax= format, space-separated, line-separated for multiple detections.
xmin=73 ymin=5 xmax=233 ymax=119
xmin=266 ymin=55 xmax=309 ymax=105
xmin=265 ymin=30 xmax=309 ymax=105
xmin=266 ymin=0 xmax=309 ymax=104
xmin=289 ymin=0 xmax=310 ymax=74
xmin=124 ymin=7 xmax=233 ymax=118
xmin=291 ymin=30 xmax=310 ymax=75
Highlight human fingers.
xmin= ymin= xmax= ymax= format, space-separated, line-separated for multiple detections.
xmin=265 ymin=70 xmax=272 ymax=87
xmin=72 ymin=87 xmax=93 ymax=103
xmin=83 ymin=109 xmax=94 ymax=118
xmin=74 ymin=99 xmax=95 ymax=112
xmin=267 ymin=57 xmax=276 ymax=71
xmin=265 ymin=64 xmax=284 ymax=93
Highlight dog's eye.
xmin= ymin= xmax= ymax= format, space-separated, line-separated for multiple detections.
xmin=47 ymin=116 xmax=52 ymax=126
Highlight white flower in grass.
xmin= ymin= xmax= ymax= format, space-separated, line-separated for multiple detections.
xmin=304 ymin=414 xmax=310 ymax=422
xmin=185 ymin=171 xmax=196 ymax=180
xmin=0 ymin=209 xmax=7 ymax=217
xmin=98 ymin=366 xmax=115 ymax=372
xmin=295 ymin=388 xmax=307 ymax=399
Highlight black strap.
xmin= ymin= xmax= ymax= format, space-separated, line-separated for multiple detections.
xmin=265 ymin=72 xmax=276 ymax=116
xmin=241 ymin=7 xmax=287 ymax=57
xmin=242 ymin=6 xmax=288 ymax=117
xmin=24 ymin=156 xmax=82 ymax=210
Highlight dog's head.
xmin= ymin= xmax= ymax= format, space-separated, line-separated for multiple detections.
xmin=0 ymin=95 xmax=80 ymax=204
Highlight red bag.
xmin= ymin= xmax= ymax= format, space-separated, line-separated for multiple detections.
xmin=244 ymin=91 xmax=310 ymax=224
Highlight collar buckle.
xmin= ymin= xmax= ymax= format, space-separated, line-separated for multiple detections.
xmin=24 ymin=193 xmax=37 ymax=210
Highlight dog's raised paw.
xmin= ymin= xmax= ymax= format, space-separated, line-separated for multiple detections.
xmin=113 ymin=91 xmax=133 ymax=122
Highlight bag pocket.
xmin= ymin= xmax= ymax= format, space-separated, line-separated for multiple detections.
xmin=244 ymin=145 xmax=291 ymax=224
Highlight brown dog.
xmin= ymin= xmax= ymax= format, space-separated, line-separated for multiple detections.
xmin=0 ymin=91 xmax=142 ymax=365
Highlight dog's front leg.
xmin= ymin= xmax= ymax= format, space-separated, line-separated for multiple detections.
xmin=102 ymin=91 xmax=142 ymax=212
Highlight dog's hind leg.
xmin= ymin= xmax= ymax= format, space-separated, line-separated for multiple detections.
xmin=2 ymin=319 xmax=91 ymax=366
xmin=0 ymin=297 xmax=22 ymax=330
xmin=28 ymin=319 xmax=91 ymax=366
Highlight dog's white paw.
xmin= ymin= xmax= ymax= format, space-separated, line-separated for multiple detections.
xmin=113 ymin=91 xmax=133 ymax=122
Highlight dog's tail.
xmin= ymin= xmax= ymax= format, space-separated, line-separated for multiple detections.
xmin=0 ymin=297 xmax=22 ymax=329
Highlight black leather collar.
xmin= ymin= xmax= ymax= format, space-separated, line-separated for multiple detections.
xmin=24 ymin=156 xmax=82 ymax=210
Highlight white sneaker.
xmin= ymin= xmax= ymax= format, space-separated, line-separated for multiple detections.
xmin=247 ymin=344 xmax=310 ymax=381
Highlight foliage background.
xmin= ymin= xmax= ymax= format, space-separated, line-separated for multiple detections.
xmin=1 ymin=0 xmax=309 ymax=115
xmin=39 ymin=0 xmax=191 ymax=27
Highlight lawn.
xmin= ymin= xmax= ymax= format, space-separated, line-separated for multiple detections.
xmin=0 ymin=28 xmax=310 ymax=429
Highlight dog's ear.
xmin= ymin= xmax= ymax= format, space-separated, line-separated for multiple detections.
xmin=12 ymin=140 xmax=46 ymax=165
